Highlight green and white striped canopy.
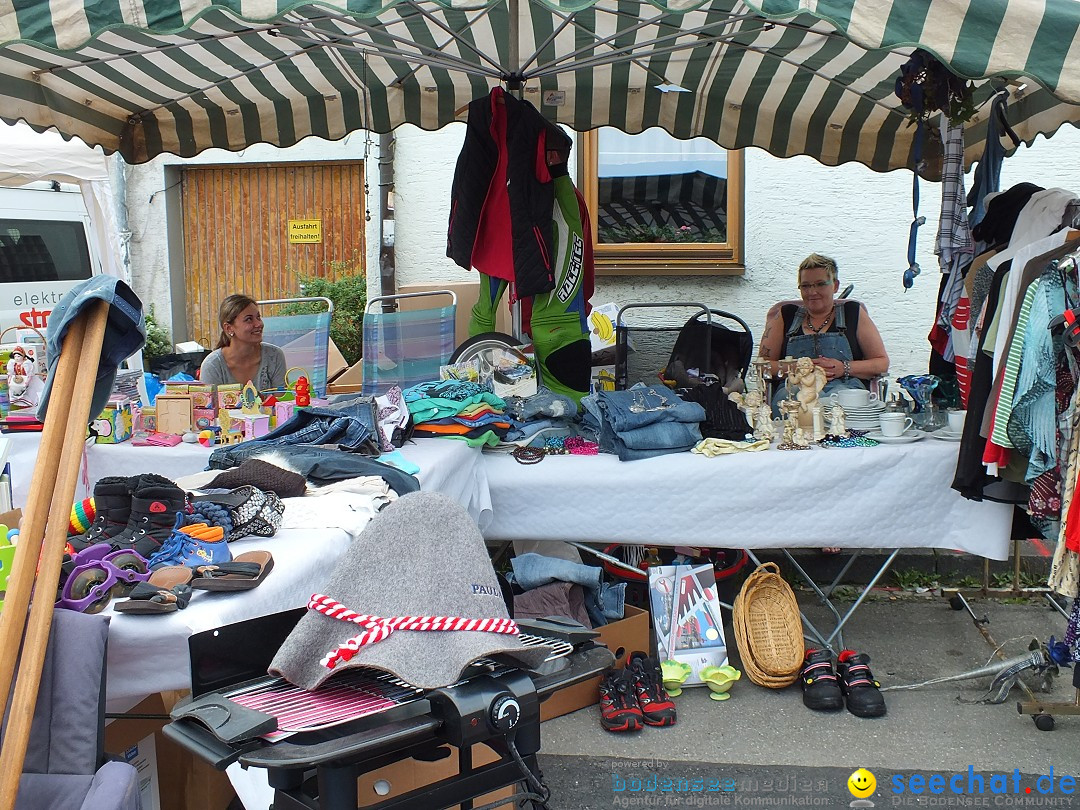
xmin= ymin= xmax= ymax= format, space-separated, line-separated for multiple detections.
xmin=2 ymin=0 xmax=1079 ymax=174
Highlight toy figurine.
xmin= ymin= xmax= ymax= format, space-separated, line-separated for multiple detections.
xmin=295 ymin=375 xmax=311 ymax=408
xmin=7 ymin=344 xmax=36 ymax=400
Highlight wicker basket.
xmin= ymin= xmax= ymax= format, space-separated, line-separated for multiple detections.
xmin=733 ymin=562 xmax=804 ymax=688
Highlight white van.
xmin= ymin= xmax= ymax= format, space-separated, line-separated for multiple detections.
xmin=0 ymin=183 xmax=98 ymax=333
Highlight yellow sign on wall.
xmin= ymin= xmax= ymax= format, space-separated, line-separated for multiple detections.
xmin=288 ymin=219 xmax=322 ymax=243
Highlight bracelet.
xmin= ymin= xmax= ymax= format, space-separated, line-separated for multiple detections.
xmin=842 ymin=360 xmax=852 ymax=380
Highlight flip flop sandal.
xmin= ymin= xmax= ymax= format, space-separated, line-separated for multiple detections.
xmin=114 ymin=566 xmax=194 ymax=614
xmin=190 ymin=551 xmax=274 ymax=592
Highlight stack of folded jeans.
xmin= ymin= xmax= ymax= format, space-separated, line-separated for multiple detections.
xmin=581 ymin=383 xmax=706 ymax=461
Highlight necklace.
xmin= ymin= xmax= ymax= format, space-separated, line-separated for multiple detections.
xmin=805 ymin=310 xmax=833 ymax=355
xmin=805 ymin=312 xmax=833 ymax=334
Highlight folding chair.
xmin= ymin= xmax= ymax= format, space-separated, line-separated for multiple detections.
xmin=257 ymin=297 xmax=334 ymax=397
xmin=361 ymin=290 xmax=457 ymax=396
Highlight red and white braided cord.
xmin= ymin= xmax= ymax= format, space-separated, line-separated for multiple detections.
xmin=309 ymin=594 xmax=520 ymax=670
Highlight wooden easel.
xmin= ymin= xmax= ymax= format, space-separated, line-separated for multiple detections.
xmin=0 ymin=301 xmax=110 ymax=809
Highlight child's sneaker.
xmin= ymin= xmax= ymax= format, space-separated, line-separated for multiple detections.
xmin=148 ymin=516 xmax=231 ymax=569
xmin=800 ymin=648 xmax=843 ymax=711
xmin=626 ymin=652 xmax=677 ymax=727
xmin=598 ymin=668 xmax=643 ymax=732
xmin=837 ymin=650 xmax=887 ymax=718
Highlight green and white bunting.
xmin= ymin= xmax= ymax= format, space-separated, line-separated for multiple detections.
xmin=1 ymin=0 xmax=1078 ymax=173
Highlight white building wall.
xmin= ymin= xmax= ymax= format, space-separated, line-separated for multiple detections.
xmin=394 ymin=123 xmax=1080 ymax=379
xmin=127 ymin=122 xmax=1080 ymax=378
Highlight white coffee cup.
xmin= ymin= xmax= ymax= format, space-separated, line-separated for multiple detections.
xmin=879 ymin=413 xmax=914 ymax=437
xmin=947 ymin=409 xmax=967 ymax=432
xmin=831 ymin=388 xmax=878 ymax=409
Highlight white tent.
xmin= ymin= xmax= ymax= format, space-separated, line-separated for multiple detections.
xmin=0 ymin=121 xmax=125 ymax=282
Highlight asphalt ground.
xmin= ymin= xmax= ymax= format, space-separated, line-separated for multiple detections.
xmin=533 ymin=595 xmax=1080 ymax=809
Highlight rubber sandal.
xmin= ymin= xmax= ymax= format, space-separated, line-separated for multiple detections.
xmin=114 ymin=566 xmax=194 ymax=614
xmin=190 ymin=551 xmax=274 ymax=592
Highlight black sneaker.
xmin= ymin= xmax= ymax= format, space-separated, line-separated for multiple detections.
xmin=626 ymin=652 xmax=677 ymax=727
xmin=800 ymin=648 xmax=844 ymax=711
xmin=598 ymin=668 xmax=644 ymax=732
xmin=837 ymin=650 xmax=887 ymax=718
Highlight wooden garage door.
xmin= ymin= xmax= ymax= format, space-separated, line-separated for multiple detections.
xmin=181 ymin=161 xmax=364 ymax=346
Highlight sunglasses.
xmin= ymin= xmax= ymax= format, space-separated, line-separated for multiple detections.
xmin=798 ymin=281 xmax=833 ymax=291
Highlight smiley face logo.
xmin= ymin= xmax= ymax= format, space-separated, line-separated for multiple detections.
xmin=848 ymin=769 xmax=876 ymax=798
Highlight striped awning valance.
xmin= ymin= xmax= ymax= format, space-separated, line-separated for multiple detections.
xmin=1 ymin=0 xmax=1078 ymax=174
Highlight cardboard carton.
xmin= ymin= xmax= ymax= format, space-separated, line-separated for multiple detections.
xmin=539 ymin=605 xmax=649 ymax=721
xmin=104 ymin=693 xmax=236 ymax=810
xmin=356 ymin=744 xmax=513 ymax=809
xmin=397 ymin=282 xmax=512 ymax=348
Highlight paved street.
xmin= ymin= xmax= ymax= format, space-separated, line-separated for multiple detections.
xmin=535 ymin=596 xmax=1078 ymax=808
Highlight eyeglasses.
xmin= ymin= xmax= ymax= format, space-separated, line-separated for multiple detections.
xmin=798 ymin=281 xmax=833 ymax=291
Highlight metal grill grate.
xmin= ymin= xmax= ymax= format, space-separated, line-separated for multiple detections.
xmin=225 ymin=634 xmax=573 ymax=740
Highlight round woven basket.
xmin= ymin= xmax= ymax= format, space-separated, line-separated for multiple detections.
xmin=733 ymin=562 xmax=804 ymax=688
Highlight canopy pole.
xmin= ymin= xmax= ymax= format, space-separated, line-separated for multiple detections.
xmin=507 ymin=0 xmax=523 ymax=99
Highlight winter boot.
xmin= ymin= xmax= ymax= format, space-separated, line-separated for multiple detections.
xmin=111 ymin=475 xmax=187 ymax=559
xmin=837 ymin=650 xmax=887 ymax=718
xmin=800 ymin=648 xmax=844 ymax=711
xmin=625 ymin=652 xmax=677 ymax=726
xmin=67 ymin=477 xmax=134 ymax=552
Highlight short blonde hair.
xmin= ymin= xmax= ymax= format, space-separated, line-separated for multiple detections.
xmin=798 ymin=253 xmax=838 ymax=284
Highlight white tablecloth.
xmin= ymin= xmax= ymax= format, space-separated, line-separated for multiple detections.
xmin=481 ymin=439 xmax=1013 ymax=559
xmin=9 ymin=435 xmax=492 ymax=528
xmin=44 ymin=438 xmax=493 ymax=711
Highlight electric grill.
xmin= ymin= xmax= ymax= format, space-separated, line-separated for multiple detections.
xmin=164 ymin=607 xmax=613 ymax=810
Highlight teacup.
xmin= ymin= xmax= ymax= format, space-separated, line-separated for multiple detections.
xmin=947 ymin=409 xmax=967 ymax=433
xmin=878 ymin=413 xmax=914 ymax=437
xmin=830 ymin=388 xmax=878 ymax=409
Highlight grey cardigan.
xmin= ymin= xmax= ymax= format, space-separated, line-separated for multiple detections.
xmin=199 ymin=343 xmax=287 ymax=390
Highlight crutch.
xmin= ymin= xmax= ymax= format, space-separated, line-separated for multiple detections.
xmin=0 ymin=301 xmax=110 ymax=809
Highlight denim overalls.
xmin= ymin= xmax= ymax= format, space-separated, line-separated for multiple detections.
xmin=771 ymin=304 xmax=866 ymax=414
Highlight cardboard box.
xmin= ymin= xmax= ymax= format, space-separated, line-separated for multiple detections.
xmin=356 ymin=743 xmax=513 ymax=809
xmin=397 ymin=282 xmax=512 ymax=348
xmin=327 ymin=359 xmax=363 ymax=395
xmin=104 ymin=693 xmax=236 ymax=810
xmin=188 ymin=384 xmax=215 ymax=410
xmin=326 ymin=338 xmax=349 ymax=383
xmin=93 ymin=400 xmax=134 ymax=444
xmin=590 ymin=364 xmax=616 ymax=394
xmin=216 ymin=384 xmax=242 ymax=411
xmin=539 ymin=605 xmax=649 ymax=721
xmin=192 ymin=408 xmax=215 ymax=430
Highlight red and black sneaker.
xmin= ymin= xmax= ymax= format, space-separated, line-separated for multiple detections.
xmin=598 ymin=668 xmax=644 ymax=732
xmin=626 ymin=652 xmax=677 ymax=727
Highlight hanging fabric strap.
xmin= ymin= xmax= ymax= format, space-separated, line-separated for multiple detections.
xmin=904 ymin=120 xmax=926 ymax=290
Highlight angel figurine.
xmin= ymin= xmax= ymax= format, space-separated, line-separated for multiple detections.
xmin=828 ymin=402 xmax=847 ymax=435
xmin=792 ymin=356 xmax=827 ymax=415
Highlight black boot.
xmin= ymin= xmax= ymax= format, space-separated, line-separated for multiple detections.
xmin=111 ymin=476 xmax=187 ymax=559
xmin=68 ymin=477 xmax=133 ymax=552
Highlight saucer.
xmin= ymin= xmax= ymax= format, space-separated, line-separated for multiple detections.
xmin=930 ymin=429 xmax=963 ymax=442
xmin=864 ymin=429 xmax=926 ymax=444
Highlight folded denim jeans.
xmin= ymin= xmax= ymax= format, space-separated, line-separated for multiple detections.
xmin=508 ymin=552 xmax=625 ymax=627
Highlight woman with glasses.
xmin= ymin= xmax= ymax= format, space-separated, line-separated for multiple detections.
xmin=757 ymin=253 xmax=889 ymax=414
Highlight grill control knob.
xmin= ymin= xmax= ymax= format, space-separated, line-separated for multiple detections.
xmin=489 ymin=693 xmax=520 ymax=732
